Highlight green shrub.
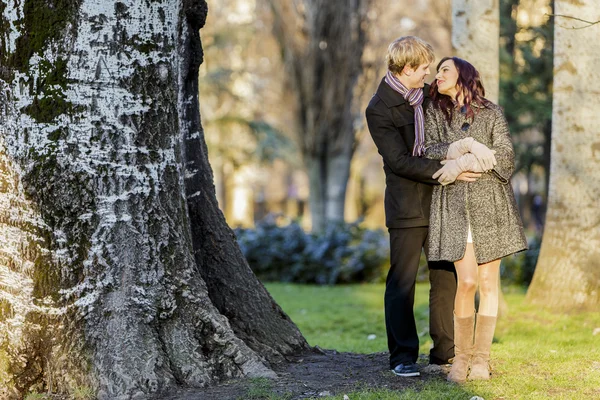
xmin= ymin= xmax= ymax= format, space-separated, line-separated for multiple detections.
xmin=500 ymin=234 xmax=541 ymax=286
xmin=235 ymin=219 xmax=389 ymax=284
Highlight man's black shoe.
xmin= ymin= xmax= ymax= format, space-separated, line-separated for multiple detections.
xmin=391 ymin=363 xmax=420 ymax=377
xmin=429 ymin=355 xmax=452 ymax=365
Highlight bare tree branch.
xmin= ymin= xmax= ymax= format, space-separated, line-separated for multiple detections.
xmin=547 ymin=13 xmax=600 ymax=29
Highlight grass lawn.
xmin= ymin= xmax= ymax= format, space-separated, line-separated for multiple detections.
xmin=265 ymin=283 xmax=600 ymax=400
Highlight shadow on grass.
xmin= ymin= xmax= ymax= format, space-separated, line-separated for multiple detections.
xmin=162 ymin=349 xmax=489 ymax=400
xmin=236 ymin=370 xmax=487 ymax=400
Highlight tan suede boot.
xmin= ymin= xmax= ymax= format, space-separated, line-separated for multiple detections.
xmin=447 ymin=314 xmax=474 ymax=384
xmin=469 ymin=314 xmax=497 ymax=380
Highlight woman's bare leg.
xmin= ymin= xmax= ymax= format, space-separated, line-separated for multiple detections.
xmin=477 ymin=259 xmax=501 ymax=317
xmin=470 ymin=258 xmax=501 ymax=380
xmin=453 ymin=243 xmax=478 ymax=317
xmin=447 ymin=243 xmax=478 ymax=383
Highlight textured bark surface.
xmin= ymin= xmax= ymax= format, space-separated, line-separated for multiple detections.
xmin=0 ymin=1 xmax=308 ymax=398
xmin=268 ymin=0 xmax=369 ymax=231
xmin=526 ymin=1 xmax=600 ymax=311
xmin=452 ymin=0 xmax=500 ymax=102
xmin=178 ymin=0 xmax=308 ymax=365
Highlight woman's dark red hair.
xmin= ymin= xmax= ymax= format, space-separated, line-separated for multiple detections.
xmin=429 ymin=57 xmax=492 ymax=123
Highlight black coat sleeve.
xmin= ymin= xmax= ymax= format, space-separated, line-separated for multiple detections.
xmin=366 ymin=101 xmax=442 ymax=185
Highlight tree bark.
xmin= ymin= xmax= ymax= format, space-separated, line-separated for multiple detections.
xmin=526 ymin=0 xmax=600 ymax=311
xmin=325 ymin=152 xmax=352 ymax=224
xmin=0 ymin=1 xmax=308 ymax=398
xmin=306 ymin=156 xmax=327 ymax=230
xmin=305 ymin=149 xmax=353 ymax=229
xmin=267 ymin=0 xmax=369 ymax=231
xmin=452 ymin=0 xmax=500 ymax=102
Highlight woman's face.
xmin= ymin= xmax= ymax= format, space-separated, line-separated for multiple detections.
xmin=435 ymin=59 xmax=459 ymax=98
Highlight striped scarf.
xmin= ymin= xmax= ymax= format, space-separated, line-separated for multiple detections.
xmin=384 ymin=71 xmax=425 ymax=156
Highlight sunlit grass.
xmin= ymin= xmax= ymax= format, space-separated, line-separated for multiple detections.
xmin=265 ymin=283 xmax=433 ymax=355
xmin=265 ymin=283 xmax=600 ymax=400
xmin=321 ymin=380 xmax=487 ymax=400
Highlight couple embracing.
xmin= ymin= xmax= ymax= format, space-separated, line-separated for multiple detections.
xmin=365 ymin=36 xmax=527 ymax=383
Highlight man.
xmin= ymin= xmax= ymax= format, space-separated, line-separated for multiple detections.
xmin=365 ymin=36 xmax=479 ymax=377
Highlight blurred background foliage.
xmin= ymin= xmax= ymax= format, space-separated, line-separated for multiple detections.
xmin=200 ymin=0 xmax=552 ymax=287
xmin=235 ymin=217 xmax=388 ymax=284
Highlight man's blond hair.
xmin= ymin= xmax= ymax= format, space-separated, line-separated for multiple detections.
xmin=386 ymin=36 xmax=435 ymax=75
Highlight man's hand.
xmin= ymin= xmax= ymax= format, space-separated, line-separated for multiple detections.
xmin=433 ymin=154 xmax=485 ymax=185
xmin=432 ymin=159 xmax=463 ymax=185
xmin=456 ymin=172 xmax=482 ymax=182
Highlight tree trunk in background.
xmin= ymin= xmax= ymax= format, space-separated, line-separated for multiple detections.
xmin=267 ymin=0 xmax=369 ymax=231
xmin=452 ymin=0 xmax=500 ymax=102
xmin=325 ymin=153 xmax=352 ymax=224
xmin=0 ymin=1 xmax=308 ymax=398
xmin=526 ymin=1 xmax=600 ymax=311
xmin=542 ymin=118 xmax=552 ymax=204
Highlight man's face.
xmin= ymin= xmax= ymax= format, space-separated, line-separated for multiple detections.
xmin=404 ymin=63 xmax=431 ymax=89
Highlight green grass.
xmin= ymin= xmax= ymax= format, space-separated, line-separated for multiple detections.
xmin=24 ymin=393 xmax=50 ymax=400
xmin=265 ymin=283 xmax=600 ymax=400
xmin=321 ymin=380 xmax=486 ymax=399
xmin=266 ymin=283 xmax=432 ymax=355
xmin=240 ymin=377 xmax=293 ymax=400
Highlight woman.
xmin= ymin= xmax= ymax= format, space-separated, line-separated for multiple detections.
xmin=423 ymin=57 xmax=527 ymax=383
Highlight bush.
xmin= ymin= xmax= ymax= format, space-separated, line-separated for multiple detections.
xmin=235 ymin=219 xmax=389 ymax=284
xmin=500 ymin=234 xmax=541 ymax=286
xmin=237 ymin=218 xmax=542 ymax=286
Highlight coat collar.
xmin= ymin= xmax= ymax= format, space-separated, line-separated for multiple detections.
xmin=375 ymin=77 xmax=431 ymax=108
xmin=452 ymin=99 xmax=486 ymax=109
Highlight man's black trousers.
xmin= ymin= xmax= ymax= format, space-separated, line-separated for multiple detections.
xmin=386 ymin=227 xmax=457 ymax=368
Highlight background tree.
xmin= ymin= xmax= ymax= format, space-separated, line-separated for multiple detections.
xmin=0 ymin=0 xmax=308 ymax=398
xmin=452 ymin=0 xmax=500 ymax=102
xmin=526 ymin=0 xmax=600 ymax=311
xmin=199 ymin=0 xmax=298 ymax=225
xmin=499 ymin=0 xmax=553 ymax=227
xmin=266 ymin=0 xmax=370 ymax=231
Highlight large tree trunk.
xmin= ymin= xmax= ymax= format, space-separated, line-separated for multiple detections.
xmin=526 ymin=0 xmax=600 ymax=311
xmin=267 ymin=0 xmax=368 ymax=231
xmin=452 ymin=0 xmax=500 ymax=102
xmin=0 ymin=1 xmax=308 ymax=398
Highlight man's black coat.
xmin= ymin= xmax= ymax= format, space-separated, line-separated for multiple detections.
xmin=365 ymin=79 xmax=443 ymax=228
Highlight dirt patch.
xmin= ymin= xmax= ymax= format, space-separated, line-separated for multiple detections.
xmin=159 ymin=349 xmax=450 ymax=400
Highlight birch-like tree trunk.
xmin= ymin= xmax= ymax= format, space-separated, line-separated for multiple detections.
xmin=267 ymin=0 xmax=369 ymax=231
xmin=0 ymin=1 xmax=308 ymax=398
xmin=526 ymin=1 xmax=600 ymax=311
xmin=452 ymin=0 xmax=500 ymax=102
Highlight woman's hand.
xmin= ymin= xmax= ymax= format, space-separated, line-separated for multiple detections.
xmin=469 ymin=140 xmax=497 ymax=170
xmin=433 ymin=153 xmax=485 ymax=185
xmin=446 ymin=137 xmax=474 ymax=160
